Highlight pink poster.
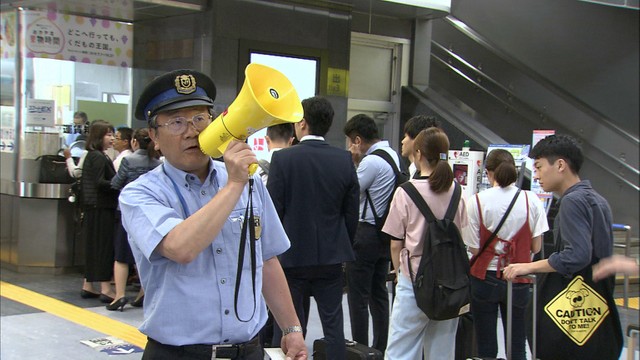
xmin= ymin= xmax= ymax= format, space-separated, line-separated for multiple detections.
xmin=1 ymin=11 xmax=17 ymax=59
xmin=21 ymin=10 xmax=132 ymax=67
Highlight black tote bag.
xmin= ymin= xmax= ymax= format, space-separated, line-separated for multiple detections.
xmin=531 ymin=266 xmax=622 ymax=359
xmin=36 ymin=154 xmax=74 ymax=184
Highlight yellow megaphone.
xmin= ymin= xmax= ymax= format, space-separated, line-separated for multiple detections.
xmin=199 ymin=63 xmax=303 ymax=174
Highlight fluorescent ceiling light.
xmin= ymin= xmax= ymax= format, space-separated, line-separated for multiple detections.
xmin=382 ymin=0 xmax=451 ymax=12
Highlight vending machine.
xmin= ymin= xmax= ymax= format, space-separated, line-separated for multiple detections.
xmin=448 ymin=148 xmax=485 ymax=200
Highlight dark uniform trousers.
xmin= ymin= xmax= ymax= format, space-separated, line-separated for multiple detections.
xmin=346 ymin=222 xmax=390 ymax=353
xmin=284 ymin=264 xmax=347 ymax=360
xmin=142 ymin=336 xmax=263 ymax=360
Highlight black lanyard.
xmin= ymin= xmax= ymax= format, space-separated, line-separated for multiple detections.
xmin=234 ymin=178 xmax=257 ymax=322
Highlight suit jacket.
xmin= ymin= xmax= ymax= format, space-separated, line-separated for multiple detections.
xmin=267 ymin=140 xmax=359 ymax=268
xmin=111 ymin=149 xmax=162 ymax=190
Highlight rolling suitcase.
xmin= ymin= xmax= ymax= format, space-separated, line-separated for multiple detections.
xmin=312 ymin=338 xmax=383 ymax=360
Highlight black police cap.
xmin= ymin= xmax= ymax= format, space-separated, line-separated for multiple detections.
xmin=134 ymin=69 xmax=216 ymax=122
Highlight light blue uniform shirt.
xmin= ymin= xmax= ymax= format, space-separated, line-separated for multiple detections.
xmin=357 ymin=141 xmax=401 ymax=225
xmin=119 ymin=159 xmax=290 ymax=346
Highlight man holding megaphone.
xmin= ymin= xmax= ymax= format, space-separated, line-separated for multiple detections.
xmin=119 ymin=69 xmax=307 ymax=360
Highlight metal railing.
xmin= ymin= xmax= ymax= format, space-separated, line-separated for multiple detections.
xmin=628 ymin=325 xmax=639 ymax=360
xmin=613 ymin=223 xmax=633 ymax=309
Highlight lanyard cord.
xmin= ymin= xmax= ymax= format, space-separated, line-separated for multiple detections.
xmin=234 ymin=177 xmax=257 ymax=322
xmin=163 ymin=164 xmax=191 ymax=217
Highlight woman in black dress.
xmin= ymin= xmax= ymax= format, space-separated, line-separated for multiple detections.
xmin=80 ymin=120 xmax=118 ymax=303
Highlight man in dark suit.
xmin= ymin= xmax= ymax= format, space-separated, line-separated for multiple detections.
xmin=267 ymin=96 xmax=360 ymax=360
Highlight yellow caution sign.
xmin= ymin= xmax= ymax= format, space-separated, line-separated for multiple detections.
xmin=544 ymin=276 xmax=610 ymax=346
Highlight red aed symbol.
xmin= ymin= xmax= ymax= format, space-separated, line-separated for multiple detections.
xmin=453 ymin=151 xmax=458 ymax=158
xmin=253 ymin=138 xmax=265 ymax=151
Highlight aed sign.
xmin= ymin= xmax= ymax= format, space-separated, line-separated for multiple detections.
xmin=544 ymin=276 xmax=609 ymax=346
xmin=450 ymin=150 xmax=470 ymax=159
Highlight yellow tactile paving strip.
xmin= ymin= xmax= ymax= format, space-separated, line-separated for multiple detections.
xmin=614 ymin=296 xmax=639 ymax=310
xmin=0 ymin=281 xmax=147 ymax=348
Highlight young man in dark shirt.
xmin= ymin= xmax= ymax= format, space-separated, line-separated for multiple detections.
xmin=503 ymin=134 xmax=622 ymax=359
xmin=503 ymin=135 xmax=614 ymax=278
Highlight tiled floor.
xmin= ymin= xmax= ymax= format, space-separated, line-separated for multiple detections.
xmin=1 ymin=268 xmax=638 ymax=359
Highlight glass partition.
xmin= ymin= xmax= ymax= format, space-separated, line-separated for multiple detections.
xmin=22 ymin=58 xmax=131 ymax=159
xmin=0 ymin=8 xmax=132 ymax=186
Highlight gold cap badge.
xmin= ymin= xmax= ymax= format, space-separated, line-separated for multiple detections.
xmin=174 ymin=74 xmax=197 ymax=94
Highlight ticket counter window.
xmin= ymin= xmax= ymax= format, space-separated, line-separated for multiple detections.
xmin=0 ymin=8 xmax=132 ymax=272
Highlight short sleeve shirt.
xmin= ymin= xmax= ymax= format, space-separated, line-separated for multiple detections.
xmin=463 ymin=184 xmax=549 ymax=271
xmin=119 ymin=159 xmax=290 ymax=346
xmin=382 ymin=179 xmax=468 ymax=279
xmin=357 ymin=141 xmax=402 ymax=225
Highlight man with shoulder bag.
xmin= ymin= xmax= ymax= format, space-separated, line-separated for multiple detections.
xmin=344 ymin=114 xmax=407 ymax=353
xmin=503 ymin=135 xmax=623 ymax=360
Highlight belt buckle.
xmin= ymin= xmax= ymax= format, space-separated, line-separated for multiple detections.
xmin=211 ymin=344 xmax=234 ymax=360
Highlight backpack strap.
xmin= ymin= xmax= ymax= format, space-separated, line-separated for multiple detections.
xmin=362 ymin=149 xmax=405 ymax=224
xmin=400 ymin=181 xmax=437 ymax=223
xmin=400 ymin=181 xmax=461 ymax=223
xmin=371 ymin=149 xmax=405 ymax=181
xmin=363 ymin=190 xmax=379 ymax=223
xmin=444 ymin=182 xmax=462 ymax=221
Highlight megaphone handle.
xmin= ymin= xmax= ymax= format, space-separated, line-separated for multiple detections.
xmin=248 ymin=163 xmax=259 ymax=176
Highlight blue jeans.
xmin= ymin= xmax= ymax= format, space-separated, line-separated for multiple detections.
xmin=470 ymin=271 xmax=529 ymax=360
xmin=385 ymin=272 xmax=458 ymax=360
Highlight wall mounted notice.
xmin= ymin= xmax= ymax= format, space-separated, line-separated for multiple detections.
xmin=21 ymin=10 xmax=133 ymax=67
xmin=26 ymin=99 xmax=55 ymax=127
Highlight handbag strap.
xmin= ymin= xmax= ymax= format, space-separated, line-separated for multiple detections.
xmin=469 ymin=188 xmax=521 ymax=268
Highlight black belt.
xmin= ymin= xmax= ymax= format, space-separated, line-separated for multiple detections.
xmin=146 ymin=336 xmax=261 ymax=359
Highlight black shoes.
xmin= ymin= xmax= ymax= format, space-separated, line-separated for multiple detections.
xmin=131 ymin=295 xmax=144 ymax=308
xmin=106 ymin=297 xmax=129 ymax=312
xmin=80 ymin=290 xmax=100 ymax=299
xmin=99 ymin=294 xmax=114 ymax=304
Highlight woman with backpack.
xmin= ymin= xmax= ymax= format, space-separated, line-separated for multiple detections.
xmin=464 ymin=149 xmax=548 ymax=360
xmin=382 ymin=127 xmax=468 ymax=360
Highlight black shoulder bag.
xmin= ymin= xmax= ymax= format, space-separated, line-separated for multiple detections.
xmin=528 ymin=194 xmax=623 ymax=359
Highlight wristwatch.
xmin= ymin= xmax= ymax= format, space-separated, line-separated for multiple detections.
xmin=282 ymin=325 xmax=303 ymax=337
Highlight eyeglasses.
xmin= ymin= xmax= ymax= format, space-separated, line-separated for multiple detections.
xmin=155 ymin=113 xmax=213 ymax=135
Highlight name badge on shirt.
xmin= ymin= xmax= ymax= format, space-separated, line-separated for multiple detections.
xmin=253 ymin=216 xmax=261 ymax=240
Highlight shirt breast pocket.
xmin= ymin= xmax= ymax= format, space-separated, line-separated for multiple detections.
xmin=229 ymin=210 xmax=245 ymax=235
xmin=228 ymin=208 xmax=263 ymax=241
xmin=230 ymin=207 xmax=265 ymax=271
